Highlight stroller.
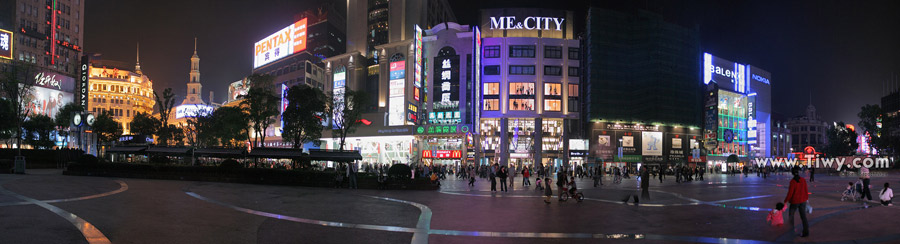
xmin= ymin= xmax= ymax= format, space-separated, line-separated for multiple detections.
xmin=841 ymin=180 xmax=863 ymax=202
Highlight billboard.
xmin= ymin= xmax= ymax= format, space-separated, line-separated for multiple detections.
xmin=703 ymin=53 xmax=746 ymax=93
xmin=253 ymin=18 xmax=308 ymax=68
xmin=28 ymin=86 xmax=74 ymax=118
xmin=414 ymin=25 xmax=423 ymax=88
xmin=388 ymin=60 xmax=406 ymax=126
xmin=228 ymin=79 xmax=250 ymax=101
xmin=332 ymin=70 xmax=346 ymax=129
xmin=642 ymin=131 xmax=663 ymax=156
xmin=79 ymin=56 xmax=89 ymax=108
xmin=175 ymin=104 xmax=214 ymax=119
xmin=0 ymin=29 xmax=12 ymax=60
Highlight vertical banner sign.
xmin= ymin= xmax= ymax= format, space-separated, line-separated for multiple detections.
xmin=388 ymin=61 xmax=406 ymax=126
xmin=332 ymin=70 xmax=346 ymax=129
xmin=79 ymin=56 xmax=89 ymax=108
xmin=474 ymin=27 xmax=481 ymax=123
xmin=0 ymin=29 xmax=12 ymax=60
xmin=414 ymin=25 xmax=423 ymax=88
xmin=281 ymin=84 xmax=288 ymax=130
xmin=50 ymin=0 xmax=57 ymax=65
xmin=432 ymin=56 xmax=460 ymax=124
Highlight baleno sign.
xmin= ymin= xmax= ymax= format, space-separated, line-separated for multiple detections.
xmin=490 ymin=16 xmax=564 ymax=31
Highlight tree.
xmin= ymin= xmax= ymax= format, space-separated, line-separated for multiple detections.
xmin=282 ymin=85 xmax=328 ymax=149
xmin=22 ymin=114 xmax=56 ymax=149
xmin=331 ymin=89 xmax=371 ymax=151
xmin=858 ymin=104 xmax=889 ymax=154
xmin=54 ymin=102 xmax=83 ymax=144
xmin=153 ymin=88 xmax=177 ymax=146
xmin=93 ymin=111 xmax=123 ymax=151
xmin=824 ymin=122 xmax=859 ymax=157
xmin=182 ymin=110 xmax=216 ymax=148
xmin=239 ymin=74 xmax=279 ymax=148
xmin=0 ymin=99 xmax=16 ymax=147
xmin=129 ymin=112 xmax=159 ymax=136
xmin=210 ymin=106 xmax=249 ymax=148
xmin=0 ymin=61 xmax=40 ymax=154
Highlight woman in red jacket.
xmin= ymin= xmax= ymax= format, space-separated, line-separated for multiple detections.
xmin=784 ymin=166 xmax=809 ymax=237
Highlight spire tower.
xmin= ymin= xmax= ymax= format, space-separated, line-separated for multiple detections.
xmin=135 ymin=43 xmax=142 ymax=74
xmin=183 ymin=38 xmax=204 ymax=105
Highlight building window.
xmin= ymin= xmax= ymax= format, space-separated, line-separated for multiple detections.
xmin=568 ymin=84 xmax=579 ymax=97
xmin=484 ymin=99 xmax=499 ymax=111
xmin=509 ymin=83 xmax=535 ymax=95
xmin=484 ymin=65 xmax=500 ymax=75
xmin=568 ymin=67 xmax=580 ymax=77
xmin=544 ymin=46 xmax=562 ymax=59
xmin=484 ymin=46 xmax=500 ymax=58
xmin=568 ymin=47 xmax=580 ymax=60
xmin=483 ymin=83 xmax=499 ymax=95
xmin=545 ymin=83 xmax=561 ymax=96
xmin=544 ymin=99 xmax=561 ymax=111
xmin=509 ymin=65 xmax=535 ymax=75
xmin=509 ymin=45 xmax=535 ymax=58
xmin=544 ymin=66 xmax=562 ymax=76
xmin=568 ymin=98 xmax=579 ymax=112
xmin=509 ymin=99 xmax=534 ymax=111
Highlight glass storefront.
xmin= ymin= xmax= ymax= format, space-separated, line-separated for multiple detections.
xmin=323 ymin=136 xmax=414 ymax=165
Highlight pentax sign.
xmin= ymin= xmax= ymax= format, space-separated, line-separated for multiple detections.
xmin=253 ymin=18 xmax=307 ymax=68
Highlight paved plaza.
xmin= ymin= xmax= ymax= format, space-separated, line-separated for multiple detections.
xmin=0 ymin=170 xmax=899 ymax=244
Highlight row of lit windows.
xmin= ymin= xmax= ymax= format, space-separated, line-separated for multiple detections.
xmin=483 ymin=45 xmax=580 ymax=60
xmin=484 ymin=65 xmax=579 ymax=76
xmin=483 ymin=83 xmax=579 ymax=97
xmin=482 ymin=98 xmax=579 ymax=112
xmin=91 ymin=83 xmax=152 ymax=96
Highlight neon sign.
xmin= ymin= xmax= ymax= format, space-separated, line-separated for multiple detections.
xmin=490 ymin=16 xmax=564 ymax=31
xmin=253 ymin=18 xmax=308 ymax=68
xmin=0 ymin=29 xmax=11 ymax=60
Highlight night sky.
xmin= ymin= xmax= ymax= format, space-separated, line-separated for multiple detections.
xmin=86 ymin=0 xmax=899 ymax=127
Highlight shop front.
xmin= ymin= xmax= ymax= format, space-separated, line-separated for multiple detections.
xmin=323 ymin=135 xmax=415 ymax=165
xmin=415 ymin=124 xmax=472 ymax=167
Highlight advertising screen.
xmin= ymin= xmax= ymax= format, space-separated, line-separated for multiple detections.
xmin=414 ymin=25 xmax=423 ymax=88
xmin=703 ymin=53 xmax=746 ymax=93
xmin=0 ymin=29 xmax=12 ymax=60
xmin=388 ymin=61 xmax=406 ymax=126
xmin=713 ymin=89 xmax=748 ymax=156
xmin=332 ymin=70 xmax=346 ymax=129
xmin=253 ymin=18 xmax=308 ymax=68
xmin=27 ymin=86 xmax=74 ymax=118
xmin=175 ymin=104 xmax=214 ymax=119
xmin=228 ymin=80 xmax=251 ymax=101
xmin=34 ymin=71 xmax=76 ymax=92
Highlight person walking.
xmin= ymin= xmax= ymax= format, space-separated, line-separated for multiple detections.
xmin=347 ymin=161 xmax=359 ymax=189
xmin=498 ymin=166 xmax=509 ymax=192
xmin=509 ymin=166 xmax=516 ymax=190
xmin=809 ymin=167 xmax=815 ymax=182
xmin=593 ymin=166 xmax=602 ymax=187
xmin=784 ymin=166 xmax=810 ymax=237
xmin=543 ymin=178 xmax=553 ymax=204
xmin=557 ymin=170 xmax=568 ymax=200
xmin=880 ymin=182 xmax=894 ymax=206
xmin=468 ymin=165 xmax=476 ymax=187
xmin=523 ymin=167 xmax=531 ymax=186
xmin=658 ymin=167 xmax=665 ymax=183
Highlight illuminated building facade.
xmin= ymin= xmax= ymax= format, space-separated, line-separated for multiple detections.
xmin=87 ymin=52 xmax=156 ymax=134
xmin=785 ymin=103 xmax=828 ymax=154
xmin=476 ymin=8 xmax=581 ymax=170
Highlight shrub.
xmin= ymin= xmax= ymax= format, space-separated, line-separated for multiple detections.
xmin=149 ymin=155 xmax=171 ymax=165
xmin=388 ymin=164 xmax=411 ymax=179
xmin=219 ymin=159 xmax=242 ymax=170
xmin=77 ymin=154 xmax=98 ymax=164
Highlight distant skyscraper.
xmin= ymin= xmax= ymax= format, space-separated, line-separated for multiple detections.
xmin=0 ymin=0 xmax=85 ymax=76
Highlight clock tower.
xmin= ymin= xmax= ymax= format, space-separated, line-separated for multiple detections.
xmin=183 ymin=38 xmax=204 ymax=105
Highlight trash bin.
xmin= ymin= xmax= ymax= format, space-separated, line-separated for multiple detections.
xmin=14 ymin=156 xmax=25 ymax=174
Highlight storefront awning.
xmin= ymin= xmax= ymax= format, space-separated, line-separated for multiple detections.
xmin=194 ymin=148 xmax=245 ymax=158
xmin=106 ymin=146 xmax=147 ymax=153
xmin=247 ymin=148 xmax=307 ymax=159
xmin=309 ymin=149 xmax=362 ymax=162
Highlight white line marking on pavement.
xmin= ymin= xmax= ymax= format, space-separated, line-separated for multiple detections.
xmin=0 ymin=187 xmax=112 ymax=244
xmin=364 ymin=195 xmax=432 ymax=244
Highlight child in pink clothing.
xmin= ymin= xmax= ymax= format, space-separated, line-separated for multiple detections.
xmin=766 ymin=202 xmax=787 ymax=227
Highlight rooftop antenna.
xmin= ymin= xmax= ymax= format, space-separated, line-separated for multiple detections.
xmin=135 ymin=42 xmax=141 ymax=74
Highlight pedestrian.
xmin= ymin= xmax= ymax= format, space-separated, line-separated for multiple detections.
xmin=347 ymin=161 xmax=358 ymax=189
xmin=523 ymin=167 xmax=531 ymax=186
xmin=490 ymin=164 xmax=498 ymax=192
xmin=658 ymin=167 xmax=664 ymax=183
xmin=766 ymin=202 xmax=788 ymax=227
xmin=784 ymin=166 xmax=810 ymax=237
xmin=641 ymin=166 xmax=650 ymax=199
xmin=498 ymin=166 xmax=508 ymax=192
xmin=699 ymin=167 xmax=705 ymax=181
xmin=593 ymin=166 xmax=601 ymax=187
xmin=881 ymin=182 xmax=894 ymax=206
xmin=543 ymin=178 xmax=553 ymax=204
xmin=675 ymin=166 xmax=682 ymax=183
xmin=860 ymin=166 xmax=872 ymax=203
xmin=557 ymin=170 xmax=568 ymax=200
xmin=809 ymin=167 xmax=815 ymax=182
xmin=468 ymin=166 xmax=476 ymax=187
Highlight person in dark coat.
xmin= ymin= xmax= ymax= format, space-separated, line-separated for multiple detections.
xmin=641 ymin=166 xmax=650 ymax=199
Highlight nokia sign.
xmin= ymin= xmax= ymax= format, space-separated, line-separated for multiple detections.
xmin=490 ymin=16 xmax=565 ymax=31
xmin=752 ymin=74 xmax=770 ymax=84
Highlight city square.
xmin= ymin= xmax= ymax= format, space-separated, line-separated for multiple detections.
xmin=1 ymin=169 xmax=898 ymax=243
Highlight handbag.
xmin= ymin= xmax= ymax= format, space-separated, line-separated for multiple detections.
xmin=805 ymin=202 xmax=813 ymax=214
